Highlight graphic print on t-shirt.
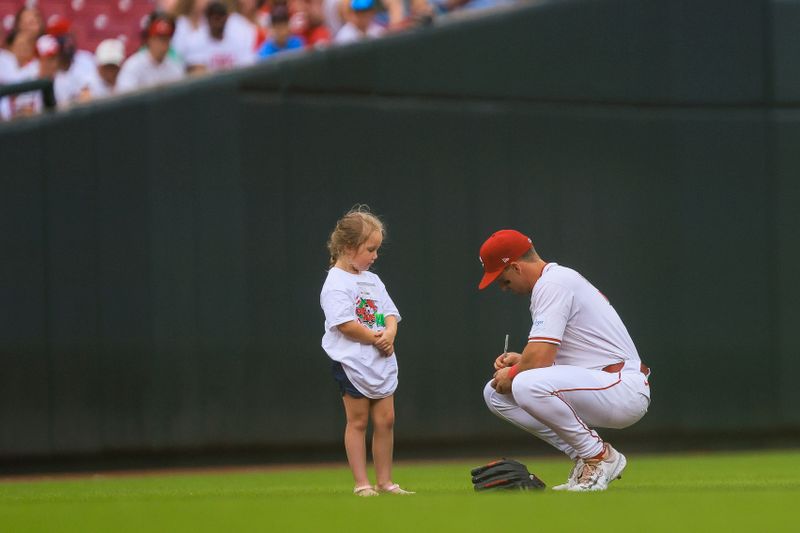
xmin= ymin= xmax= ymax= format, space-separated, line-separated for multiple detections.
xmin=355 ymin=281 xmax=378 ymax=328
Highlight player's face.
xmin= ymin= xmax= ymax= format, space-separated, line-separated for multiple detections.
xmin=496 ymin=263 xmax=530 ymax=295
xmin=348 ymin=230 xmax=382 ymax=272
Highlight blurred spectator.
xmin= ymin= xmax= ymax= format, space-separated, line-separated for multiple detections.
xmin=191 ymin=1 xmax=256 ymax=73
xmin=172 ymin=0 xmax=212 ymax=68
xmin=1 ymin=7 xmax=44 ymax=120
xmin=322 ymin=0 xmax=347 ymax=36
xmin=233 ymin=0 xmax=269 ymax=49
xmin=116 ymin=12 xmax=184 ymax=93
xmin=257 ymin=4 xmax=304 ymax=58
xmin=86 ymin=39 xmax=126 ymax=99
xmin=289 ymin=0 xmax=331 ymax=49
xmin=393 ymin=0 xmax=435 ymax=30
xmin=1 ymin=34 xmax=62 ymax=117
xmin=2 ymin=6 xmax=44 ymax=72
xmin=45 ymin=15 xmax=96 ymax=85
xmin=223 ymin=0 xmax=260 ymax=53
xmin=48 ymin=33 xmax=95 ymax=108
xmin=334 ymin=0 xmax=385 ymax=44
xmin=157 ymin=0 xmax=181 ymax=12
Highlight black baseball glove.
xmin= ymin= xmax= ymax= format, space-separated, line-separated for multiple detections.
xmin=470 ymin=458 xmax=546 ymax=492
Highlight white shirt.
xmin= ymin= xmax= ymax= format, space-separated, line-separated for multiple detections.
xmin=0 ymin=55 xmax=40 ymax=119
xmin=0 ymin=50 xmax=16 ymax=120
xmin=320 ymin=267 xmax=401 ymax=398
xmin=173 ymin=16 xmax=211 ymax=67
xmin=196 ymin=33 xmax=256 ymax=72
xmin=85 ymin=69 xmax=116 ymax=99
xmin=116 ymin=49 xmax=184 ymax=94
xmin=72 ymin=49 xmax=97 ymax=81
xmin=54 ymin=67 xmax=95 ymax=108
xmin=0 ymin=49 xmax=16 ymax=82
xmin=528 ymin=263 xmax=641 ymax=370
xmin=225 ymin=13 xmax=258 ymax=53
xmin=334 ymin=22 xmax=385 ymax=44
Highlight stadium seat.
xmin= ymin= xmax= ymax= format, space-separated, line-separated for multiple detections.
xmin=1 ymin=0 xmax=157 ymax=57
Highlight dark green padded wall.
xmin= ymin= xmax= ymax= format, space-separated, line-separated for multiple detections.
xmin=1 ymin=0 xmax=798 ymax=458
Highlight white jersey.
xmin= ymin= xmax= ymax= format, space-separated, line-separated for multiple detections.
xmin=116 ymin=50 xmax=184 ymax=94
xmin=528 ymin=263 xmax=640 ymax=370
xmin=320 ymin=267 xmax=401 ymax=398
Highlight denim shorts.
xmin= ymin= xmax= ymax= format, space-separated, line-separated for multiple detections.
xmin=331 ymin=361 xmax=366 ymax=399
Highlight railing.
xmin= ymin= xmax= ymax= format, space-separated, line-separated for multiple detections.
xmin=0 ymin=79 xmax=57 ymax=110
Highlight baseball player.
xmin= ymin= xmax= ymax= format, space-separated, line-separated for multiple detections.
xmin=478 ymin=230 xmax=651 ymax=491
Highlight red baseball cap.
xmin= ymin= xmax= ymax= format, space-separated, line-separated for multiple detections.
xmin=46 ymin=15 xmax=72 ymax=37
xmin=148 ymin=18 xmax=175 ymax=38
xmin=477 ymin=229 xmax=533 ymax=289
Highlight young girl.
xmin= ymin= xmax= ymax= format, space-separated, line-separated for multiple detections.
xmin=320 ymin=206 xmax=413 ymax=497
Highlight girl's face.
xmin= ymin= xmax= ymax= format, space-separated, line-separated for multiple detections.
xmin=18 ymin=9 xmax=43 ymax=37
xmin=346 ymin=230 xmax=382 ymax=272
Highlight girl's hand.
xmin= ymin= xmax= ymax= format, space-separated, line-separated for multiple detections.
xmin=374 ymin=329 xmax=396 ymax=355
xmin=377 ymin=343 xmax=394 ymax=357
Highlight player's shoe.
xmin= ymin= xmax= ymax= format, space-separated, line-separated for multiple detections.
xmin=552 ymin=458 xmax=583 ymax=491
xmin=568 ymin=444 xmax=626 ymax=492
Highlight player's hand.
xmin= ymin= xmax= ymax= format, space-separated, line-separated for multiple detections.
xmin=494 ymin=352 xmax=520 ymax=371
xmin=491 ymin=366 xmax=513 ymax=394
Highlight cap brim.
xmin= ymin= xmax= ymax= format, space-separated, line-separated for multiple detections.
xmin=478 ymin=269 xmax=503 ymax=290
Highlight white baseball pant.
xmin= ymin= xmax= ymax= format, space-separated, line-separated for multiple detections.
xmin=483 ymin=361 xmax=650 ymax=459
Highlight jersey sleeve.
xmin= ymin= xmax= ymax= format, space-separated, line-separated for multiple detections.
xmin=320 ymin=288 xmax=357 ymax=330
xmin=528 ymin=281 xmax=573 ymax=345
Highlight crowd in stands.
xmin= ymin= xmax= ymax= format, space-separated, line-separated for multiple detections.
xmin=0 ymin=0 xmax=516 ymax=121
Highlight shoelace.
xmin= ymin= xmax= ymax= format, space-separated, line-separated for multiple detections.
xmin=577 ymin=461 xmax=602 ymax=486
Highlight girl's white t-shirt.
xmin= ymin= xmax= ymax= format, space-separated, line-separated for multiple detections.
xmin=320 ymin=267 xmax=401 ymax=398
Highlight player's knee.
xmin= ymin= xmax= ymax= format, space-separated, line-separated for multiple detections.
xmin=483 ymin=380 xmax=505 ymax=414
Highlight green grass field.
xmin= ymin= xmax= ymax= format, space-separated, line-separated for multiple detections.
xmin=1 ymin=449 xmax=798 ymax=532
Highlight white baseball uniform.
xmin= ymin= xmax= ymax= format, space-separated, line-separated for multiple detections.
xmin=484 ymin=263 xmax=650 ymax=460
xmin=320 ymin=267 xmax=401 ymax=399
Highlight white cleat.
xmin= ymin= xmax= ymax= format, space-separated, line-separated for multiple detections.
xmin=568 ymin=444 xmax=627 ymax=492
xmin=552 ymin=458 xmax=583 ymax=491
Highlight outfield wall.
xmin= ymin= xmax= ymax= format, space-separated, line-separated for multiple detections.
xmin=2 ymin=0 xmax=799 ymax=460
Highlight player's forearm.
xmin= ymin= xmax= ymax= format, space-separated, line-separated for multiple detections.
xmin=518 ymin=342 xmax=558 ymax=370
xmin=337 ymin=321 xmax=378 ymax=345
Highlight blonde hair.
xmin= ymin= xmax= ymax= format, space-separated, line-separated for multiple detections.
xmin=327 ymin=205 xmax=385 ymax=267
